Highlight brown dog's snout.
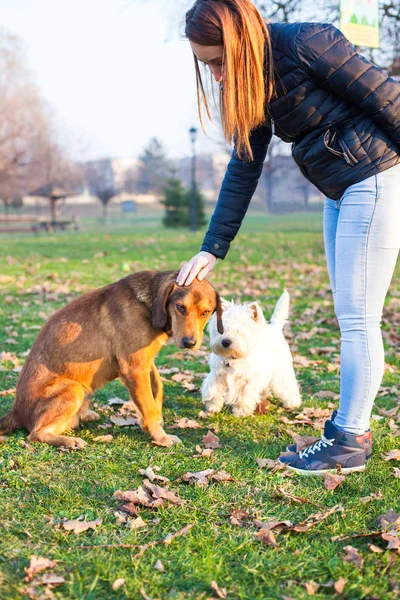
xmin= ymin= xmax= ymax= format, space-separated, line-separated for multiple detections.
xmin=182 ymin=336 xmax=197 ymax=349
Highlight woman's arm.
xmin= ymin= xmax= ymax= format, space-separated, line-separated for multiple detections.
xmin=200 ymin=123 xmax=272 ymax=259
xmin=176 ymin=123 xmax=271 ymax=286
xmin=296 ymin=23 xmax=400 ymax=150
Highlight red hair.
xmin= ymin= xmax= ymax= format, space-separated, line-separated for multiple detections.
xmin=185 ymin=0 xmax=274 ymax=159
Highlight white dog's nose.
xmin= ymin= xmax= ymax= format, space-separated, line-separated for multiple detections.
xmin=221 ymin=339 xmax=231 ymax=348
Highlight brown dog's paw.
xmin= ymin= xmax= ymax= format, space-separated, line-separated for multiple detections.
xmin=152 ymin=434 xmax=182 ymax=447
xmin=80 ymin=410 xmax=101 ymax=422
xmin=59 ymin=436 xmax=87 ymax=450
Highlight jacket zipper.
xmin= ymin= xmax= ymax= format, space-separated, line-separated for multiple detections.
xmin=324 ymin=128 xmax=358 ymax=167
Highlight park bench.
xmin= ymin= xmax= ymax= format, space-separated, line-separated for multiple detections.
xmin=0 ymin=216 xmax=79 ymax=233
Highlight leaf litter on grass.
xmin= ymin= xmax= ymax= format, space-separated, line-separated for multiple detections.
xmin=202 ymin=430 xmax=221 ymax=449
xmin=182 ymin=468 xmax=233 ymax=487
xmin=58 ymin=517 xmax=102 ymax=535
xmin=114 ymin=479 xmax=184 ymax=509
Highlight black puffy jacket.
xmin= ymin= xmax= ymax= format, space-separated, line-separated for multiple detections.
xmin=201 ymin=22 xmax=400 ymax=260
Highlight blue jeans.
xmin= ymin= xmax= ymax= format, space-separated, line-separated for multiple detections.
xmin=323 ymin=165 xmax=400 ymax=435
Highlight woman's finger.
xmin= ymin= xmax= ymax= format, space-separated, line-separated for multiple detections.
xmin=197 ymin=263 xmax=212 ymax=281
xmin=184 ymin=262 xmax=203 ymax=286
xmin=176 ymin=262 xmax=192 ymax=286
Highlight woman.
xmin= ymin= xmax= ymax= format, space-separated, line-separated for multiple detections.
xmin=177 ymin=0 xmax=400 ymax=475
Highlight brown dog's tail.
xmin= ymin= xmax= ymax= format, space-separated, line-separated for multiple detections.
xmin=0 ymin=412 xmax=19 ymax=436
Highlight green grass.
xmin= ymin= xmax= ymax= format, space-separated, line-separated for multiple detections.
xmin=0 ymin=212 xmax=399 ymax=600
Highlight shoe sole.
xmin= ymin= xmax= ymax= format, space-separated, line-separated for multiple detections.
xmin=284 ymin=463 xmax=366 ymax=476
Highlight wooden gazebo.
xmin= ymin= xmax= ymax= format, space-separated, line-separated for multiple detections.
xmin=29 ymin=182 xmax=77 ymax=222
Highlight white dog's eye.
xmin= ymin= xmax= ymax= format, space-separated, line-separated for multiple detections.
xmin=176 ymin=304 xmax=186 ymax=314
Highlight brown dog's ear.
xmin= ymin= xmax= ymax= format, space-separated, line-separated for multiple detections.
xmin=215 ymin=292 xmax=224 ymax=334
xmin=152 ymin=275 xmax=176 ymax=329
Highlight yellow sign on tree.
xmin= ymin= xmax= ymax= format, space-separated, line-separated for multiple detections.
xmin=340 ymin=0 xmax=380 ymax=48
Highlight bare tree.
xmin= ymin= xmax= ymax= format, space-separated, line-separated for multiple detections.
xmin=84 ymin=158 xmax=119 ymax=221
xmin=0 ymin=29 xmax=52 ymax=205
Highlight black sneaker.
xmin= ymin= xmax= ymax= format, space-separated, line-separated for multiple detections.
xmin=279 ymin=420 xmax=366 ymax=475
xmin=286 ymin=410 xmax=372 ymax=459
xmin=286 ymin=410 xmax=337 ymax=453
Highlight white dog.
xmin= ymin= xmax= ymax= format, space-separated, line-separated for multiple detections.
xmin=201 ymin=291 xmax=301 ymax=417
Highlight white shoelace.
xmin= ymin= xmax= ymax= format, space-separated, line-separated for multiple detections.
xmin=299 ymin=434 xmax=335 ymax=459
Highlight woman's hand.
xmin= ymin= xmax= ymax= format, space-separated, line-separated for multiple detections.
xmin=176 ymin=251 xmax=217 ymax=286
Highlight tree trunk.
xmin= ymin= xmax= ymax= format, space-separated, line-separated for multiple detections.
xmin=50 ymin=197 xmax=58 ymax=221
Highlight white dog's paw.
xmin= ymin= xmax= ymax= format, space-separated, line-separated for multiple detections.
xmin=282 ymin=394 xmax=302 ymax=410
xmin=232 ymin=405 xmax=255 ymax=418
xmin=203 ymin=399 xmax=224 ymax=414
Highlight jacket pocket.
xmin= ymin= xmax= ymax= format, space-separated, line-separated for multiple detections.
xmin=323 ymin=127 xmax=359 ymax=167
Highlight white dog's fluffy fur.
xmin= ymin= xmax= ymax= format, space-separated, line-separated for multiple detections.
xmin=201 ymin=291 xmax=301 ymax=417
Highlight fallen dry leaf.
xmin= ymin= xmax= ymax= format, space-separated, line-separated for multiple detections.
xmin=254 ymin=518 xmax=293 ymax=532
xmin=193 ymin=445 xmax=214 ymax=458
xmin=170 ymin=417 xmax=201 ymax=429
xmin=305 ymin=581 xmax=319 ymax=595
xmin=334 ymin=577 xmax=347 ymax=593
xmin=25 ymin=556 xmax=57 ymax=581
xmin=323 ymin=472 xmax=345 ymax=490
xmin=114 ymin=479 xmax=183 ymax=509
xmin=313 ymin=390 xmax=339 ymax=399
xmin=202 ymin=430 xmax=221 ymax=449
xmin=61 ymin=517 xmax=102 ymax=535
xmin=182 ymin=469 xmax=233 ymax=487
xmin=182 ymin=469 xmax=215 ymax=486
xmin=114 ymin=510 xmax=129 ymax=526
xmin=360 ymin=491 xmax=384 ymax=503
xmin=40 ymin=573 xmax=65 ymax=585
xmin=343 ymin=545 xmax=364 ymax=569
xmin=382 ymin=449 xmax=400 ymax=461
xmin=138 ymin=467 xmax=169 ymax=483
xmin=254 ymin=398 xmax=271 ymax=414
xmin=255 ymin=528 xmax=279 ymax=546
xmin=108 ymin=397 xmax=126 ymax=406
xmin=210 ymin=580 xmax=227 ymax=599
xmin=393 ymin=468 xmax=400 ymax=479
xmin=384 ymin=533 xmax=400 ymax=552
xmin=378 ymin=509 xmax=400 ymax=530
xmin=256 ymin=458 xmax=277 ymax=469
xmin=154 ymin=559 xmax=165 ymax=572
xmin=369 ymin=543 xmax=384 ymax=553
xmin=230 ymin=509 xmax=250 ymax=527
xmin=110 ymin=415 xmax=139 ymax=427
xmin=171 ymin=371 xmax=198 ymax=392
xmin=127 ymin=517 xmax=146 ymax=530
xmin=211 ymin=470 xmax=234 ymax=483
xmin=93 ymin=435 xmax=113 ymax=443
xmin=112 ymin=578 xmax=125 ymax=590
xmin=118 ymin=502 xmax=140 ymax=517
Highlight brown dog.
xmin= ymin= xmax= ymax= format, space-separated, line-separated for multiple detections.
xmin=0 ymin=270 xmax=223 ymax=448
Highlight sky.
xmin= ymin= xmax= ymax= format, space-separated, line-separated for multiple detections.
xmin=2 ymin=0 xmax=223 ymax=161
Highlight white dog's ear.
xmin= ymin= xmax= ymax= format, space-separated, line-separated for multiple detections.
xmin=220 ymin=297 xmax=231 ymax=311
xmin=248 ymin=302 xmax=264 ymax=322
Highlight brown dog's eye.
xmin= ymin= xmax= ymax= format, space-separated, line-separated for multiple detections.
xmin=202 ymin=310 xmax=211 ymax=318
xmin=176 ymin=304 xmax=186 ymax=314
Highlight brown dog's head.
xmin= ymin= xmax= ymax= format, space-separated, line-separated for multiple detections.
xmin=152 ymin=271 xmax=223 ymax=350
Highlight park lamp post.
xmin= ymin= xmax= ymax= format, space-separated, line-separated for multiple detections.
xmin=189 ymin=126 xmax=198 ymax=232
